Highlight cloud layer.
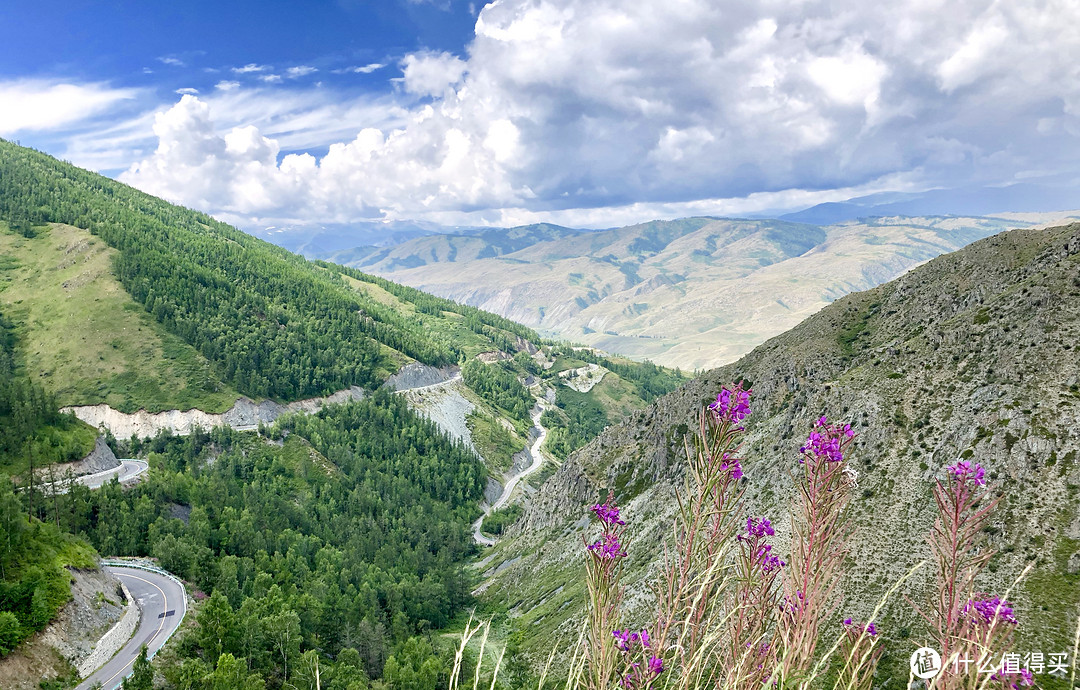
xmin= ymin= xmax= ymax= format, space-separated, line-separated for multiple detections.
xmin=0 ymin=81 xmax=137 ymax=137
xmin=108 ymin=0 xmax=1080 ymax=225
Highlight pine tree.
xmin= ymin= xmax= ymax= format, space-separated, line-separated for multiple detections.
xmin=122 ymin=645 xmax=153 ymax=690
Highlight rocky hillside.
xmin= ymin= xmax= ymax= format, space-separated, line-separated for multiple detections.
xmin=477 ymin=222 xmax=1080 ymax=682
xmin=325 ymin=214 xmax=1079 ymax=371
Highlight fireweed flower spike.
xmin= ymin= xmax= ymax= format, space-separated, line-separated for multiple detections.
xmin=945 ymin=459 xmax=987 ymax=486
xmin=588 ymin=537 xmax=627 ymax=559
xmin=612 ymin=627 xmax=662 ymax=689
xmin=646 ymin=383 xmax=755 ymax=687
xmin=842 ymin=617 xmax=878 ymax=637
xmin=708 ymin=382 xmax=752 ymax=425
xmin=963 ymin=595 xmax=1019 ymax=626
xmin=779 ymin=414 xmax=858 ymax=681
xmin=837 ymin=618 xmax=884 ymax=690
xmin=593 ymin=501 xmax=626 ymax=526
xmin=719 ymin=453 xmax=744 ymax=481
xmin=798 ymin=415 xmax=855 ymax=463
xmin=991 ymin=667 xmax=1036 ymax=689
xmin=918 ymin=457 xmax=1014 ymax=689
xmin=583 ymin=491 xmax=630 ymax=689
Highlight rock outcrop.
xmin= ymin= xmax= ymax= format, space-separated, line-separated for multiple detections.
xmin=38 ymin=436 xmax=119 ymax=480
xmin=63 ymin=387 xmax=366 ymax=439
xmin=383 ymin=362 xmax=457 ymax=391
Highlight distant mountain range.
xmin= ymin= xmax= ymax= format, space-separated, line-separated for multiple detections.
xmin=248 ymin=219 xmax=488 ymax=257
xmin=289 ymin=212 xmax=1079 ymax=371
xmin=779 ymin=180 xmax=1080 ymax=225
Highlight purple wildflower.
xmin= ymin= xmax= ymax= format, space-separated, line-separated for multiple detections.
xmin=963 ymin=596 xmax=1018 ymax=625
xmin=709 ymin=384 xmax=752 ymax=424
xmin=759 ymin=548 xmax=786 ymax=573
xmin=992 ymin=667 xmax=1035 ymax=689
xmin=648 ymin=655 xmax=664 ymax=675
xmin=799 ymin=419 xmax=848 ymax=462
xmin=720 ymin=453 xmax=744 ymax=481
xmin=613 ymin=628 xmax=651 ymax=652
xmin=588 ymin=535 xmax=627 ymax=559
xmin=945 ymin=459 xmax=987 ymax=486
xmin=843 ymin=617 xmax=878 ymax=637
xmin=741 ymin=516 xmax=775 ymax=539
xmin=593 ymin=501 xmax=626 ymax=526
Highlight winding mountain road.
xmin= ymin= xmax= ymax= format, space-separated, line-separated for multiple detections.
xmin=74 ymin=565 xmax=186 ymax=690
xmin=43 ymin=460 xmax=148 ymax=494
xmin=472 ymin=402 xmax=552 ymax=546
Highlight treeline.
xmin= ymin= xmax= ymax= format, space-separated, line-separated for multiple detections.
xmin=0 ymin=312 xmax=95 ymax=473
xmin=598 ymin=358 xmax=683 ymax=402
xmin=323 ymin=263 xmax=540 ymax=347
xmin=0 ymin=140 xmax=533 ymax=402
xmin=479 ymin=504 xmax=523 ymax=537
xmin=30 ymin=391 xmax=483 ymax=688
xmin=0 ymin=479 xmax=97 ymax=657
xmin=461 ymin=360 xmax=534 ymax=429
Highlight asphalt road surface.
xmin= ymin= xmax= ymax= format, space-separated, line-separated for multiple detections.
xmin=74 ymin=565 xmax=186 ymax=690
xmin=76 ymin=460 xmax=148 ymax=490
xmin=37 ymin=460 xmax=148 ymax=495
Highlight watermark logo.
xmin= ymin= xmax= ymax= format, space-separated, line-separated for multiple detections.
xmin=911 ymin=647 xmax=942 ymax=679
xmin=908 ymin=647 xmax=1071 ymax=679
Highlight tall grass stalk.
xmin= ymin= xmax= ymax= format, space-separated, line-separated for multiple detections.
xmin=447 ymin=384 xmax=1055 ymax=690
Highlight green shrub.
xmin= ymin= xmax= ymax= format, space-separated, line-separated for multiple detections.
xmin=0 ymin=611 xmax=20 ymax=655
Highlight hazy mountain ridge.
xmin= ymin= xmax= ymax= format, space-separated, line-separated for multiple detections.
xmin=475 ymin=221 xmax=1080 ymax=682
xmin=317 ymin=213 xmax=1079 ymax=371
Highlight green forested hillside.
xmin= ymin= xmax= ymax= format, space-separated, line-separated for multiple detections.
xmin=538 ymin=345 xmax=685 ymax=459
xmin=39 ymin=390 xmax=483 ymax=687
xmin=0 ymin=481 xmax=97 ymax=657
xmin=0 ymin=139 xmax=538 ymax=404
xmin=0 ymin=139 xmax=684 ymax=688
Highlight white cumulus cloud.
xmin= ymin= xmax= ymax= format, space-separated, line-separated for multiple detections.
xmin=232 ymin=63 xmax=270 ymax=74
xmin=117 ymin=0 xmax=1080 ymax=226
xmin=400 ymin=51 xmax=467 ymax=97
xmin=334 ymin=63 xmax=386 ymax=74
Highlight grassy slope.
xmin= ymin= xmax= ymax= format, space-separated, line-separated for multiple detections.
xmin=0 ymin=222 xmax=240 ymax=413
xmin=467 ymin=411 xmax=527 ymax=472
xmin=539 ymin=352 xmax=685 ymax=460
xmin=338 ymin=273 xmax=514 ymax=362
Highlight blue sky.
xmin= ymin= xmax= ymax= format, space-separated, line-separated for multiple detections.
xmin=0 ymin=1 xmax=476 ymax=93
xmin=1 ymin=0 xmax=1078 ymax=230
